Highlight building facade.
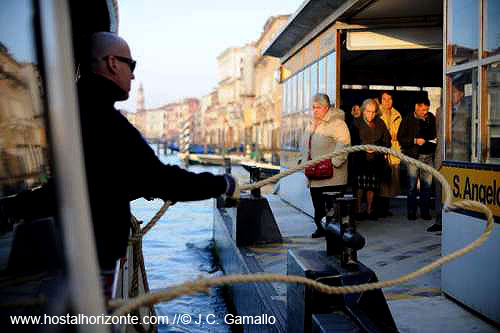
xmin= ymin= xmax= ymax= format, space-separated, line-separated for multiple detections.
xmin=251 ymin=15 xmax=289 ymax=162
xmin=214 ymin=45 xmax=256 ymax=151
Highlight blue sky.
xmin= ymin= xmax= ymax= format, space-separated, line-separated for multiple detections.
xmin=115 ymin=0 xmax=304 ymax=112
xmin=0 ymin=0 xmax=36 ymax=63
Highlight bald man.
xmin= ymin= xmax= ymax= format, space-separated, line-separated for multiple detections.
xmin=77 ymin=32 xmax=239 ymax=272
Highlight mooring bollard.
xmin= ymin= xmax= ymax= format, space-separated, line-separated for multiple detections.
xmin=322 ymin=196 xmax=365 ymax=267
xmin=322 ymin=191 xmax=342 ymax=222
xmin=224 ymin=157 xmax=231 ymax=175
xmin=248 ymin=166 xmax=261 ymax=198
xmin=288 ymin=193 xmax=397 ymax=332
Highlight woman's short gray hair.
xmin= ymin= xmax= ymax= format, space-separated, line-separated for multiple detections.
xmin=360 ymin=98 xmax=377 ymax=113
xmin=360 ymin=98 xmax=378 ymax=122
xmin=312 ymin=93 xmax=331 ymax=108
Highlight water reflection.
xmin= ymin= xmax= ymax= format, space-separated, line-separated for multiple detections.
xmin=131 ymin=154 xmax=234 ymax=333
xmin=0 ymin=0 xmax=49 ymax=196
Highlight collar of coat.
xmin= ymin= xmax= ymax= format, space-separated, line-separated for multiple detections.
xmin=319 ymin=108 xmax=337 ymax=123
xmin=77 ymin=73 xmax=128 ymax=106
xmin=379 ymin=107 xmax=401 ymax=122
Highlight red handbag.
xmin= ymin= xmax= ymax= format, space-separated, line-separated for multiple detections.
xmin=305 ymin=133 xmax=334 ymax=180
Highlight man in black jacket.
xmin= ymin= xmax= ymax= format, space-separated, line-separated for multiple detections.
xmin=78 ymin=32 xmax=239 ymax=273
xmin=397 ymin=96 xmax=436 ymax=221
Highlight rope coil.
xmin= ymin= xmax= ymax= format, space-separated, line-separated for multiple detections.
xmin=117 ymin=145 xmax=494 ymax=317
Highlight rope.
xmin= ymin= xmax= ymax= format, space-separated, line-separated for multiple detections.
xmin=113 ymin=145 xmax=493 ymax=318
xmin=127 ymin=216 xmax=162 ymax=333
xmin=140 ymin=201 xmax=173 ymax=236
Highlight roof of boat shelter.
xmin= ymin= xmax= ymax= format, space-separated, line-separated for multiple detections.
xmin=263 ymin=0 xmax=443 ymax=60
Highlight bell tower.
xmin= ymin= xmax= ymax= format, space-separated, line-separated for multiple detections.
xmin=136 ymin=82 xmax=145 ymax=112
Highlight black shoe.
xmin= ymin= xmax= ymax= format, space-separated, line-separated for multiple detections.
xmin=421 ymin=213 xmax=432 ymax=220
xmin=427 ymin=224 xmax=442 ymax=232
xmin=367 ymin=211 xmax=378 ymax=220
xmin=408 ymin=213 xmax=417 ymax=220
xmin=311 ymin=229 xmax=326 ymax=238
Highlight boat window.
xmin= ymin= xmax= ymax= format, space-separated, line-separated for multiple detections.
xmin=297 ymin=71 xmax=304 ymax=113
xmin=446 ymin=69 xmax=478 ymax=162
xmin=291 ymin=75 xmax=297 ymax=113
xmin=0 ymin=0 xmax=64 ymax=296
xmin=484 ymin=0 xmax=500 ymax=58
xmin=311 ymin=62 xmax=318 ymax=98
xmin=304 ymin=66 xmax=311 ymax=114
xmin=0 ymin=1 xmax=50 ymax=198
xmin=282 ymin=77 xmax=288 ymax=115
xmin=486 ymin=62 xmax=500 ymax=162
xmin=327 ymin=52 xmax=336 ymax=106
xmin=447 ymin=0 xmax=479 ymax=66
xmin=318 ymin=56 xmax=327 ymax=94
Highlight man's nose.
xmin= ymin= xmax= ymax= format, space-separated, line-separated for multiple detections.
xmin=131 ymin=72 xmax=135 ymax=80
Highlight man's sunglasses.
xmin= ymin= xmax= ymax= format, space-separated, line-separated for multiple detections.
xmin=106 ymin=55 xmax=136 ymax=73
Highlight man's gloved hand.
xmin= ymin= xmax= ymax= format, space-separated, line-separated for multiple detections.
xmin=224 ymin=174 xmax=240 ymax=200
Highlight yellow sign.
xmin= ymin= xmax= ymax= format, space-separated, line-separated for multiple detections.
xmin=441 ymin=166 xmax=500 ymax=217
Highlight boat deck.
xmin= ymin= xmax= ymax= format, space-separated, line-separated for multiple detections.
xmin=235 ymin=194 xmax=499 ymax=332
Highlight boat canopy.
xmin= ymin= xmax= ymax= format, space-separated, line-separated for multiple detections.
xmin=264 ymin=0 xmax=443 ymax=60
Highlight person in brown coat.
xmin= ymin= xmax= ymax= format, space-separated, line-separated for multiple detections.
xmin=350 ymin=99 xmax=391 ymax=220
xmin=303 ymin=94 xmax=351 ymax=238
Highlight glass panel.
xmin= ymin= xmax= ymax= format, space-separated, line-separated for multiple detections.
xmin=318 ymin=57 xmax=327 ymax=94
xmin=446 ymin=69 xmax=478 ymax=162
xmin=1 ymin=3 xmax=50 ymax=197
xmin=291 ymin=75 xmax=297 ymax=113
xmin=304 ymin=66 xmax=311 ymax=114
xmin=0 ymin=0 xmax=61 ymax=298
xmin=297 ymin=71 xmax=304 ymax=113
xmin=486 ymin=61 xmax=500 ymax=162
xmin=288 ymin=78 xmax=293 ymax=114
xmin=282 ymin=79 xmax=288 ymax=115
xmin=311 ymin=62 xmax=318 ymax=97
xmin=327 ymin=52 xmax=336 ymax=106
xmin=447 ymin=0 xmax=479 ymax=66
xmin=484 ymin=0 xmax=500 ymax=58
xmin=291 ymin=114 xmax=298 ymax=151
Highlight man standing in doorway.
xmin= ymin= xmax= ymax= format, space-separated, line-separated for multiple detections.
xmin=398 ymin=96 xmax=436 ymax=221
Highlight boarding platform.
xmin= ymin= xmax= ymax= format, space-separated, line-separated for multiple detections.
xmin=213 ymin=192 xmax=499 ymax=332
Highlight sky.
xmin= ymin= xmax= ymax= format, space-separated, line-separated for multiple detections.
xmin=115 ymin=0 xmax=304 ymax=112
xmin=1 ymin=0 xmax=37 ymax=63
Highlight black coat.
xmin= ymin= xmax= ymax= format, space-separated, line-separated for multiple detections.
xmin=77 ymin=74 xmax=228 ymax=269
xmin=397 ymin=112 xmax=437 ymax=159
xmin=350 ymin=117 xmax=391 ymax=175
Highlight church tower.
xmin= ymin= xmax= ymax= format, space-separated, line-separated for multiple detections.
xmin=136 ymin=82 xmax=145 ymax=112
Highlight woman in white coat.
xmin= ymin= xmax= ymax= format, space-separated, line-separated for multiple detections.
xmin=304 ymin=94 xmax=351 ymax=238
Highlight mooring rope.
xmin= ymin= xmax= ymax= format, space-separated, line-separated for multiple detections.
xmin=115 ymin=145 xmax=494 ymax=317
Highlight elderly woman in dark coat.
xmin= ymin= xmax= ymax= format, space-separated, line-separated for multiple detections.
xmin=350 ymin=98 xmax=391 ymax=220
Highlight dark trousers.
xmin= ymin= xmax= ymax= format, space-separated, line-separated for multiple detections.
xmin=310 ymin=185 xmax=346 ymax=231
xmin=435 ymin=179 xmax=443 ymax=225
xmin=407 ymin=154 xmax=433 ymax=215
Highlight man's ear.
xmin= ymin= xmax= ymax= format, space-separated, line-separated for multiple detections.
xmin=105 ymin=56 xmax=119 ymax=75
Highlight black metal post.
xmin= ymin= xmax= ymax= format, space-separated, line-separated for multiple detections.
xmin=224 ymin=157 xmax=231 ymax=175
xmin=249 ymin=166 xmax=261 ymax=198
xmin=323 ymin=196 xmax=364 ymax=267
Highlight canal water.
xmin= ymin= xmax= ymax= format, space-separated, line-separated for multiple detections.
xmin=131 ymin=150 xmax=247 ymax=332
